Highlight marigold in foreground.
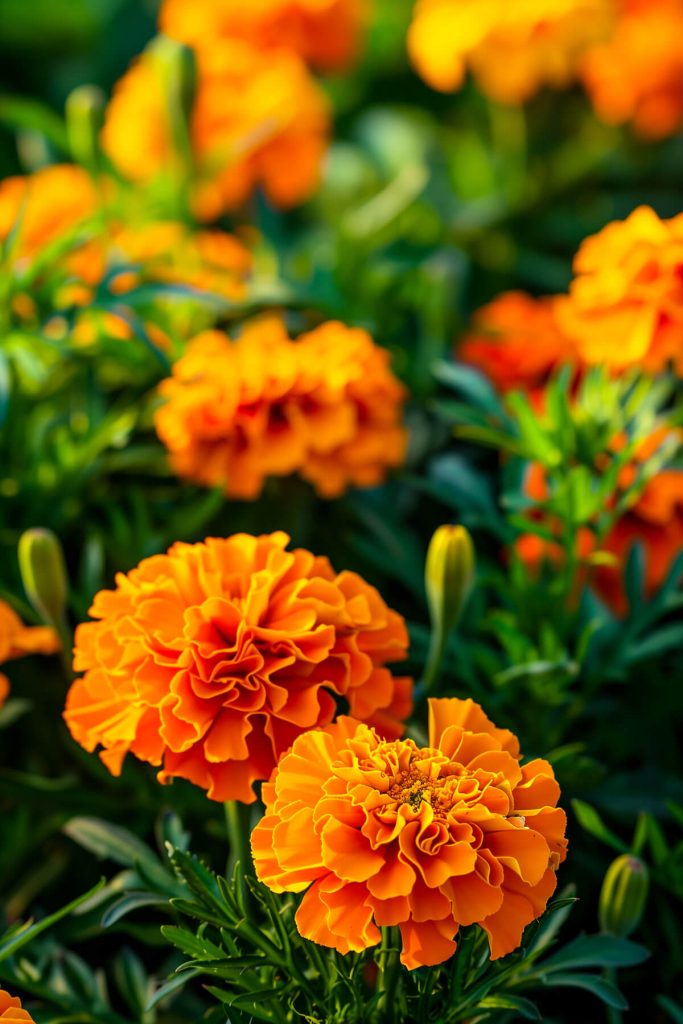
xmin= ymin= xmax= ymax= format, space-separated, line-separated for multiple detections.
xmin=64 ymin=532 xmax=412 ymax=802
xmin=557 ymin=206 xmax=683 ymax=373
xmin=252 ymin=697 xmax=567 ymax=968
xmin=582 ymin=0 xmax=683 ymax=140
xmin=459 ymin=292 xmax=578 ymax=404
xmin=407 ymin=0 xmax=613 ymax=102
xmin=101 ymin=40 xmax=329 ymax=220
xmin=0 ymin=990 xmax=35 ymax=1022
xmin=155 ymin=316 xmax=407 ymax=499
xmin=0 ymin=599 xmax=61 ymax=709
xmin=160 ymin=0 xmax=366 ymax=72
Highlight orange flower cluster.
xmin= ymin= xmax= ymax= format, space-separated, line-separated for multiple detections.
xmin=459 ymin=292 xmax=578 ymax=404
xmin=253 ymin=697 xmax=566 ymax=968
xmin=582 ymin=0 xmax=683 ymax=140
xmin=517 ymin=428 xmax=683 ymax=614
xmin=0 ymin=164 xmax=97 ymax=261
xmin=0 ymin=990 xmax=35 ymax=1022
xmin=407 ymin=0 xmax=613 ymax=102
xmin=155 ymin=316 xmax=407 ymax=499
xmin=557 ymin=206 xmax=683 ymax=374
xmin=64 ymin=532 xmax=412 ymax=803
xmin=101 ymin=39 xmax=329 ymax=220
xmin=160 ymin=0 xmax=365 ymax=72
xmin=0 ymin=599 xmax=60 ymax=709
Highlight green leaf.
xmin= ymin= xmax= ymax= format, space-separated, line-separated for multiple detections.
xmin=478 ymin=994 xmax=541 ymax=1020
xmin=101 ymin=892 xmax=169 ymax=928
xmin=0 ymin=94 xmax=69 ymax=151
xmin=0 ymin=878 xmax=105 ymax=962
xmin=658 ymin=995 xmax=683 ymax=1024
xmin=540 ymin=972 xmax=628 ymax=1010
xmin=571 ymin=800 xmax=628 ymax=853
xmin=146 ymin=967 xmax=203 ymax=1011
xmin=541 ymin=934 xmax=649 ymax=972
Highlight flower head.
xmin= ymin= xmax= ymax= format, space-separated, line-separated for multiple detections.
xmin=155 ymin=316 xmax=407 ymax=499
xmin=0 ymin=990 xmax=35 ymax=1022
xmin=0 ymin=598 xmax=60 ymax=709
xmin=582 ymin=0 xmax=683 ymax=140
xmin=160 ymin=0 xmax=366 ymax=72
xmin=556 ymin=206 xmax=683 ymax=373
xmin=64 ymin=532 xmax=412 ymax=803
xmin=459 ymin=292 xmax=578 ymax=403
xmin=408 ymin=0 xmax=613 ymax=102
xmin=101 ymin=40 xmax=329 ymax=220
xmin=0 ymin=164 xmax=97 ymax=262
xmin=252 ymin=697 xmax=566 ymax=968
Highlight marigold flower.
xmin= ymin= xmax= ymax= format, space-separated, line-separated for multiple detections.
xmin=160 ymin=0 xmax=366 ymax=72
xmin=556 ymin=206 xmax=683 ymax=373
xmin=0 ymin=598 xmax=61 ymax=708
xmin=64 ymin=532 xmax=412 ymax=803
xmin=459 ymin=292 xmax=578 ymax=403
xmin=101 ymin=40 xmax=329 ymax=220
xmin=155 ymin=316 xmax=407 ymax=499
xmin=581 ymin=0 xmax=683 ymax=140
xmin=0 ymin=990 xmax=35 ymax=1022
xmin=407 ymin=0 xmax=613 ymax=103
xmin=252 ymin=697 xmax=566 ymax=968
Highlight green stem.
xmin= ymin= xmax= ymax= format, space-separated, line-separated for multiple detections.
xmin=224 ymin=800 xmax=254 ymax=881
xmin=376 ymin=926 xmax=401 ymax=1021
xmin=422 ymin=630 xmax=447 ymax=695
xmin=605 ymin=967 xmax=623 ymax=1024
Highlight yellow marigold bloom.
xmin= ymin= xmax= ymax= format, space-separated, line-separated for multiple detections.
xmin=0 ymin=598 xmax=61 ymax=709
xmin=252 ymin=697 xmax=567 ymax=968
xmin=155 ymin=316 xmax=407 ymax=499
xmin=101 ymin=40 xmax=329 ymax=220
xmin=64 ymin=532 xmax=412 ymax=803
xmin=160 ymin=0 xmax=366 ymax=72
xmin=0 ymin=164 xmax=97 ymax=265
xmin=556 ymin=206 xmax=683 ymax=373
xmin=0 ymin=990 xmax=35 ymax=1021
xmin=407 ymin=0 xmax=614 ymax=102
xmin=582 ymin=0 xmax=683 ymax=139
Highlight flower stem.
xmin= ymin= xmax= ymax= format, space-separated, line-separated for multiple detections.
xmin=224 ymin=800 xmax=253 ymax=881
xmin=422 ymin=631 xmax=447 ymax=695
xmin=376 ymin=926 xmax=401 ymax=1021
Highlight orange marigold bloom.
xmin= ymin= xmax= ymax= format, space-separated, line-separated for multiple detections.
xmin=0 ymin=990 xmax=35 ymax=1022
xmin=64 ymin=532 xmax=412 ymax=803
xmin=459 ymin=292 xmax=578 ymax=402
xmin=407 ymin=0 xmax=613 ymax=102
xmin=556 ymin=206 xmax=683 ymax=373
xmin=252 ymin=697 xmax=566 ymax=968
xmin=581 ymin=0 xmax=683 ymax=140
xmin=160 ymin=0 xmax=366 ymax=72
xmin=155 ymin=316 xmax=407 ymax=499
xmin=0 ymin=598 xmax=61 ymax=709
xmin=101 ymin=40 xmax=329 ymax=220
xmin=0 ymin=164 xmax=97 ymax=265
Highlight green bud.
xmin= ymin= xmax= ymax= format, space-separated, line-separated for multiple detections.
xmin=425 ymin=524 xmax=475 ymax=638
xmin=18 ymin=528 xmax=68 ymax=629
xmin=599 ymin=854 xmax=649 ymax=938
xmin=66 ymin=85 xmax=105 ymax=170
xmin=149 ymin=35 xmax=197 ymax=134
xmin=423 ymin=525 xmax=475 ymax=691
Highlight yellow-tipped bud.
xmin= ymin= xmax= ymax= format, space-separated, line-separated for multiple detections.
xmin=423 ymin=525 xmax=475 ymax=691
xmin=599 ymin=854 xmax=649 ymax=938
xmin=426 ymin=524 xmax=475 ymax=637
xmin=18 ymin=528 xmax=68 ymax=629
xmin=66 ymin=85 xmax=105 ymax=170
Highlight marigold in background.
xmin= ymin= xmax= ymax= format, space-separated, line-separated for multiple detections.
xmin=557 ymin=206 xmax=683 ymax=373
xmin=407 ymin=0 xmax=613 ymax=102
xmin=64 ymin=532 xmax=412 ymax=803
xmin=0 ymin=599 xmax=60 ymax=709
xmin=0 ymin=164 xmax=97 ymax=260
xmin=160 ymin=0 xmax=366 ymax=72
xmin=0 ymin=989 xmax=35 ymax=1022
xmin=155 ymin=316 xmax=407 ymax=499
xmin=459 ymin=292 xmax=578 ymax=404
xmin=253 ymin=697 xmax=566 ymax=968
xmin=582 ymin=0 xmax=683 ymax=140
xmin=101 ymin=39 xmax=329 ymax=220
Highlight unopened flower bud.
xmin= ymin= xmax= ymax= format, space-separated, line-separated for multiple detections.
xmin=149 ymin=35 xmax=197 ymax=133
xmin=426 ymin=524 xmax=475 ymax=638
xmin=599 ymin=854 xmax=649 ymax=938
xmin=18 ymin=528 xmax=68 ymax=630
xmin=423 ymin=525 xmax=475 ymax=691
xmin=66 ymin=85 xmax=105 ymax=171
